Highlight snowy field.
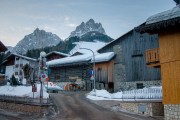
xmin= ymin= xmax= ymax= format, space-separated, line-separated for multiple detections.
xmin=0 ymin=83 xmax=49 ymax=98
xmin=87 ymin=86 xmax=162 ymax=101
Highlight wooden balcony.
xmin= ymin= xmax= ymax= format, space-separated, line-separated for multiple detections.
xmin=146 ymin=48 xmax=160 ymax=68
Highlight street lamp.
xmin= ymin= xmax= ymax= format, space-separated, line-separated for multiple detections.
xmin=79 ymin=48 xmax=96 ymax=94
xmin=39 ymin=51 xmax=46 ymax=103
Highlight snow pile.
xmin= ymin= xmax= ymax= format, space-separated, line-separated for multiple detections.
xmin=87 ymin=86 xmax=162 ymax=101
xmin=89 ymin=89 xmax=112 ymax=98
xmin=0 ymin=84 xmax=49 ymax=98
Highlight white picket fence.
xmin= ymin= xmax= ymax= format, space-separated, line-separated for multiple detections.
xmin=122 ymin=87 xmax=162 ymax=99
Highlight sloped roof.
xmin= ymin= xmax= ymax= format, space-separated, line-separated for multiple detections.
xmin=46 ymin=51 xmax=69 ymax=57
xmin=47 ymin=52 xmax=115 ymax=67
xmin=92 ymin=52 xmax=115 ymax=63
xmin=146 ymin=5 xmax=180 ymax=24
xmin=0 ymin=41 xmax=7 ymax=52
xmin=6 ymin=53 xmax=37 ymax=62
xmin=135 ymin=5 xmax=180 ymax=33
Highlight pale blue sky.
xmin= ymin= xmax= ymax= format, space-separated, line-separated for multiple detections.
xmin=0 ymin=0 xmax=175 ymax=46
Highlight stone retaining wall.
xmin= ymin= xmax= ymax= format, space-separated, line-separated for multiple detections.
xmin=119 ymin=102 xmax=163 ymax=116
xmin=164 ymin=104 xmax=180 ymax=120
xmin=0 ymin=102 xmax=48 ymax=113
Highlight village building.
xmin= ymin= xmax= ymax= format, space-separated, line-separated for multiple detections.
xmin=47 ymin=52 xmax=115 ymax=91
xmin=0 ymin=41 xmax=7 ymax=84
xmin=2 ymin=53 xmax=38 ymax=84
xmin=97 ymin=27 xmax=161 ymax=92
xmin=45 ymin=51 xmax=69 ymax=62
xmin=136 ymin=2 xmax=180 ymax=120
xmin=0 ymin=41 xmax=7 ymax=52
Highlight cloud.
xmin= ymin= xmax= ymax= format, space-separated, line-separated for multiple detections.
xmin=66 ymin=23 xmax=77 ymax=28
xmin=64 ymin=16 xmax=70 ymax=21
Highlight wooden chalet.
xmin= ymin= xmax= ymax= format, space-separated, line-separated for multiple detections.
xmin=0 ymin=41 xmax=7 ymax=52
xmin=98 ymin=27 xmax=161 ymax=92
xmin=45 ymin=51 xmax=69 ymax=61
xmin=47 ymin=52 xmax=115 ymax=91
xmin=135 ymin=2 xmax=180 ymax=119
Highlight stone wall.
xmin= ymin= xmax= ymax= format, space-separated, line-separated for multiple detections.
xmin=116 ymin=80 xmax=162 ymax=91
xmin=0 ymin=102 xmax=48 ymax=113
xmin=164 ymin=104 xmax=180 ymax=120
xmin=119 ymin=102 xmax=163 ymax=116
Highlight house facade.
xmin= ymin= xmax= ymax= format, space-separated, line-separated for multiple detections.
xmin=98 ymin=29 xmax=161 ymax=92
xmin=136 ymin=2 xmax=180 ymax=120
xmin=2 ymin=53 xmax=38 ymax=84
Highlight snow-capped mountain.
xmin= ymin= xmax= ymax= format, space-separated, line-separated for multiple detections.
xmin=69 ymin=19 xmax=106 ymax=38
xmin=13 ymin=28 xmax=62 ymax=54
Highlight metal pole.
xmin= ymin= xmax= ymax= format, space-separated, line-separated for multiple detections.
xmin=79 ymin=48 xmax=96 ymax=94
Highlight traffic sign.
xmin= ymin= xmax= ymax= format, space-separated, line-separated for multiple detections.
xmin=90 ymin=70 xmax=94 ymax=75
xmin=41 ymin=73 xmax=47 ymax=82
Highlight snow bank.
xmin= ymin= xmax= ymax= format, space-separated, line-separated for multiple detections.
xmin=0 ymin=84 xmax=49 ymax=98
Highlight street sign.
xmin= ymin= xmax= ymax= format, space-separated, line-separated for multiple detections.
xmin=32 ymin=83 xmax=37 ymax=92
xmin=90 ymin=70 xmax=94 ymax=75
xmin=41 ymin=73 xmax=47 ymax=82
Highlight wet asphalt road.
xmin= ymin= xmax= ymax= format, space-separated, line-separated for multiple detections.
xmin=50 ymin=92 xmax=162 ymax=120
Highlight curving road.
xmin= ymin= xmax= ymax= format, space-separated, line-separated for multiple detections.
xmin=50 ymin=92 xmax=162 ymax=120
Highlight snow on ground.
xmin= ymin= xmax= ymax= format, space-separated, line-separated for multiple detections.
xmin=0 ymin=83 xmax=49 ymax=98
xmin=87 ymin=86 xmax=162 ymax=101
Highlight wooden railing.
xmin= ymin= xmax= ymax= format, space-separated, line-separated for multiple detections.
xmin=146 ymin=48 xmax=160 ymax=67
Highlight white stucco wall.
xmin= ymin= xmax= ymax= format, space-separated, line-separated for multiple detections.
xmin=5 ymin=65 xmax=14 ymax=80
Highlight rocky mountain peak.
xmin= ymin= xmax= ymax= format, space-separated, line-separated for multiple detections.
xmin=69 ymin=19 xmax=106 ymax=38
xmin=13 ymin=28 xmax=62 ymax=54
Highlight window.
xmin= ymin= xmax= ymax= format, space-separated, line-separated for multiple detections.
xmin=15 ymin=64 xmax=19 ymax=68
xmin=20 ymin=64 xmax=23 ymax=68
xmin=15 ymin=72 xmax=18 ymax=75
xmin=15 ymin=57 xmax=19 ymax=60
xmin=137 ymin=83 xmax=144 ymax=89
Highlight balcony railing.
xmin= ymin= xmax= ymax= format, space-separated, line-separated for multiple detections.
xmin=146 ymin=48 xmax=160 ymax=67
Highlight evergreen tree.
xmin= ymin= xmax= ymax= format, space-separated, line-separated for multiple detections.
xmin=11 ymin=75 xmax=18 ymax=86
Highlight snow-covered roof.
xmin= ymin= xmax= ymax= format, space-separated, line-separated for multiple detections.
xmin=47 ymin=52 xmax=115 ymax=67
xmin=47 ymin=54 xmax=92 ymax=67
xmin=69 ymin=41 xmax=106 ymax=55
xmin=92 ymin=52 xmax=115 ymax=63
xmin=5 ymin=53 xmax=37 ymax=62
xmin=146 ymin=5 xmax=180 ymax=24
xmin=46 ymin=51 xmax=69 ymax=57
xmin=13 ymin=53 xmax=37 ymax=61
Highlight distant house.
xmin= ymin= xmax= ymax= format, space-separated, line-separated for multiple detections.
xmin=98 ymin=27 xmax=161 ymax=92
xmin=2 ymin=53 xmax=38 ymax=84
xmin=0 ymin=41 xmax=7 ymax=84
xmin=136 ymin=2 xmax=180 ymax=119
xmin=47 ymin=52 xmax=115 ymax=91
xmin=45 ymin=51 xmax=69 ymax=62
xmin=0 ymin=41 xmax=7 ymax=52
